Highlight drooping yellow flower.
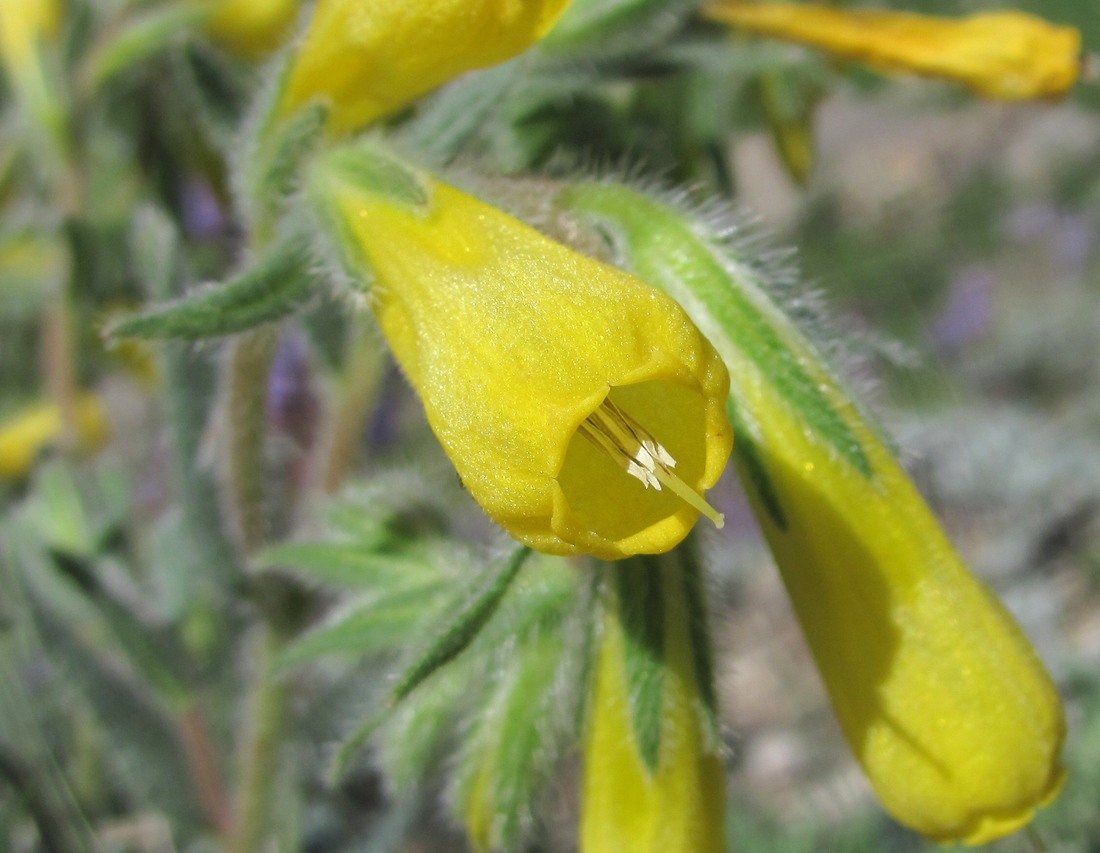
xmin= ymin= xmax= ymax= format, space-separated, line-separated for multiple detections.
xmin=0 ymin=394 xmax=110 ymax=479
xmin=280 ymin=0 xmax=573 ymax=135
xmin=559 ymin=184 xmax=1066 ymax=844
xmin=201 ymin=0 xmax=300 ymax=58
xmin=308 ymin=148 xmax=731 ymax=559
xmin=581 ymin=554 xmax=725 ymax=853
xmin=704 ymin=1 xmax=1081 ymax=100
xmin=732 ymin=351 xmax=1065 ymax=844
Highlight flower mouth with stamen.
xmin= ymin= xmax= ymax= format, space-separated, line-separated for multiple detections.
xmin=554 ymin=383 xmax=724 ymax=556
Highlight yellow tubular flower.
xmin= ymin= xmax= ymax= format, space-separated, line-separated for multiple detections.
xmin=738 ymin=355 xmax=1065 ymax=844
xmin=202 ymin=0 xmax=300 ymax=58
xmin=0 ymin=394 xmax=110 ymax=479
xmin=558 ymin=185 xmax=1066 ymax=843
xmin=704 ymin=1 xmax=1081 ymax=100
xmin=581 ymin=556 xmax=725 ymax=853
xmin=281 ymin=0 xmax=573 ymax=135
xmin=309 ymin=151 xmax=731 ymax=559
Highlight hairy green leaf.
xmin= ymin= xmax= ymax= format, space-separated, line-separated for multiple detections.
xmin=108 ymin=236 xmax=317 ymax=340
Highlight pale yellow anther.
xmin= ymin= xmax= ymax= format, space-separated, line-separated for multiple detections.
xmin=580 ymin=399 xmax=725 ymax=529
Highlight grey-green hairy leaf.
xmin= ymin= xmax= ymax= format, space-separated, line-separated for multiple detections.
xmin=108 ymin=236 xmax=317 ymax=340
xmin=331 ymin=547 xmax=533 ymax=780
xmin=273 ymin=581 xmax=452 ymax=672
xmin=256 ymin=542 xmax=438 ymax=590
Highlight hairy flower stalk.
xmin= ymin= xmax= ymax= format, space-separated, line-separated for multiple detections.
xmin=307 ymin=148 xmax=731 ymax=559
xmin=582 ymin=550 xmax=725 ymax=853
xmin=705 ymin=1 xmax=1081 ymax=101
xmin=560 ymin=184 xmax=1066 ymax=844
xmin=280 ymin=0 xmax=573 ymax=135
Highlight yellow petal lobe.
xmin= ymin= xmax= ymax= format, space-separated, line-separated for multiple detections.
xmin=705 ymin=1 xmax=1081 ymax=100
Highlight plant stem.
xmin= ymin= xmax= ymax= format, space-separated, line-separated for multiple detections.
xmin=228 ymin=627 xmax=290 ymax=853
xmin=222 ymin=324 xmax=293 ymax=853
xmin=321 ymin=328 xmax=384 ymax=494
xmin=180 ymin=706 xmax=233 ymax=835
xmin=225 ymin=327 xmax=280 ymax=552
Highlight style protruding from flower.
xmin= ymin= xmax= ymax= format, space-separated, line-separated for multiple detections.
xmin=280 ymin=0 xmax=573 ymax=135
xmin=705 ymin=1 xmax=1081 ymax=101
xmin=308 ymin=147 xmax=732 ymax=559
xmin=559 ymin=183 xmax=1066 ymax=844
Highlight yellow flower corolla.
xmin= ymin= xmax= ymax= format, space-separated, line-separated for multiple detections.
xmin=705 ymin=304 xmax=1066 ymax=841
xmin=280 ymin=0 xmax=573 ymax=135
xmin=0 ymin=394 xmax=110 ymax=479
xmin=558 ymin=185 xmax=1066 ymax=843
xmin=739 ymin=362 xmax=1066 ymax=843
xmin=704 ymin=1 xmax=1081 ymax=100
xmin=581 ymin=559 xmax=725 ymax=853
xmin=201 ymin=0 xmax=299 ymax=58
xmin=310 ymin=154 xmax=731 ymax=559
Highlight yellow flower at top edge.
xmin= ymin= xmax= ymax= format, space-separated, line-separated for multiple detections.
xmin=704 ymin=1 xmax=1081 ymax=100
xmin=280 ymin=0 xmax=574 ymax=135
xmin=0 ymin=0 xmax=59 ymax=81
xmin=201 ymin=0 xmax=300 ymax=58
xmin=309 ymin=149 xmax=732 ymax=559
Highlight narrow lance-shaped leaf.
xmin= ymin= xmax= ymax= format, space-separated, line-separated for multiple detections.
xmin=108 ymin=235 xmax=317 ymax=341
xmin=272 ymin=581 xmax=452 ymax=673
xmin=331 ymin=546 xmax=533 ymax=780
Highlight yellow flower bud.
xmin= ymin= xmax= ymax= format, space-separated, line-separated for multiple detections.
xmin=310 ymin=153 xmax=731 ymax=558
xmin=0 ymin=394 xmax=110 ymax=479
xmin=733 ymin=353 xmax=1065 ymax=844
xmin=201 ymin=0 xmax=300 ymax=58
xmin=281 ymin=0 xmax=573 ymax=135
xmin=705 ymin=1 xmax=1081 ymax=100
xmin=581 ymin=557 xmax=725 ymax=853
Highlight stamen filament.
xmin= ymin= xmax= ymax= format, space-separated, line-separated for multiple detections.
xmin=579 ymin=399 xmax=725 ymax=528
